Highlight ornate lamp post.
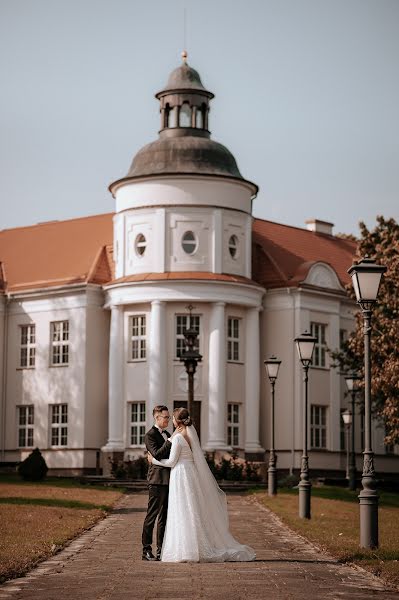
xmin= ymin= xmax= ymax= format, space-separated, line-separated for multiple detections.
xmin=264 ymin=356 xmax=281 ymax=496
xmin=341 ymin=409 xmax=352 ymax=481
xmin=344 ymin=373 xmax=361 ymax=491
xmin=348 ymin=256 xmax=386 ymax=549
xmin=180 ymin=305 xmax=202 ymax=418
xmin=294 ymin=331 xmax=317 ymax=519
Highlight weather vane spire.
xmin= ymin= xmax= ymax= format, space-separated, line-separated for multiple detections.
xmin=182 ymin=5 xmax=188 ymax=63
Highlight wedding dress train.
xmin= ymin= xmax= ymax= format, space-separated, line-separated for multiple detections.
xmin=151 ymin=427 xmax=256 ymax=563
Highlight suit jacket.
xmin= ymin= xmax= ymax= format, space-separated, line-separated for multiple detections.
xmin=145 ymin=426 xmax=172 ymax=485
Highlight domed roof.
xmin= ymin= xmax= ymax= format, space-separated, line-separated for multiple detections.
xmin=162 ymin=62 xmax=206 ymax=92
xmin=109 ymin=58 xmax=258 ymax=194
xmin=126 ymin=135 xmax=243 ymax=179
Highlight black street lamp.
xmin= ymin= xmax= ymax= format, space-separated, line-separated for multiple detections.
xmin=264 ymin=356 xmax=282 ymax=496
xmin=294 ymin=330 xmax=317 ymax=519
xmin=344 ymin=373 xmax=362 ymax=491
xmin=341 ymin=409 xmax=352 ymax=481
xmin=180 ymin=305 xmax=202 ymax=419
xmin=348 ymin=256 xmax=386 ymax=549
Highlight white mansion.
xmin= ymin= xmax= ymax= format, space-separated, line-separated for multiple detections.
xmin=0 ymin=59 xmax=397 ymax=477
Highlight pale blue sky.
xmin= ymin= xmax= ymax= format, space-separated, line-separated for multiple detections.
xmin=1 ymin=0 xmax=398 ymax=235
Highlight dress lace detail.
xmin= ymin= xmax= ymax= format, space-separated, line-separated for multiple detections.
xmin=152 ymin=431 xmax=256 ymax=563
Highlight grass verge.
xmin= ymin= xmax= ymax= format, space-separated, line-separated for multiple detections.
xmin=252 ymin=486 xmax=399 ymax=590
xmin=0 ymin=477 xmax=124 ymax=583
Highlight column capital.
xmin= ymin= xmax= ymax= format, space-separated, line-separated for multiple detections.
xmin=214 ymin=301 xmax=226 ymax=308
xmin=249 ymin=305 xmax=263 ymax=313
xmin=109 ymin=303 xmax=123 ymax=312
xmin=151 ymin=300 xmax=166 ymax=307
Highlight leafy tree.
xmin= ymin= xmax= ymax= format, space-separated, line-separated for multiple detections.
xmin=332 ymin=216 xmax=399 ymax=445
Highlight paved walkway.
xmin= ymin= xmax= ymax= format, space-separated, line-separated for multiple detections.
xmin=0 ymin=492 xmax=397 ymax=600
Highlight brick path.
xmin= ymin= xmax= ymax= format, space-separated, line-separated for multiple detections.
xmin=0 ymin=492 xmax=397 ymax=600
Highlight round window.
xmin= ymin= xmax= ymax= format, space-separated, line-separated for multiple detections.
xmin=135 ymin=233 xmax=147 ymax=256
xmin=228 ymin=235 xmax=238 ymax=259
xmin=182 ymin=231 xmax=197 ymax=255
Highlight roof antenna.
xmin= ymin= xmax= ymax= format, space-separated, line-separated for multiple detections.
xmin=182 ymin=5 xmax=188 ymax=63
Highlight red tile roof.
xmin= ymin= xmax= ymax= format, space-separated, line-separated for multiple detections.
xmin=0 ymin=214 xmax=114 ymax=293
xmin=252 ymin=219 xmax=356 ymax=289
xmin=0 ymin=213 xmax=356 ymax=294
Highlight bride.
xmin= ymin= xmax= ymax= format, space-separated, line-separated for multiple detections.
xmin=148 ymin=407 xmax=256 ymax=563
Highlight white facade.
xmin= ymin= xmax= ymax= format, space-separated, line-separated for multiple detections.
xmin=1 ymin=60 xmax=397 ymax=477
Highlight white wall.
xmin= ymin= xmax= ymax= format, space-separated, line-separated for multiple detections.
xmin=114 ymin=176 xmax=254 ymax=214
xmin=113 ymin=206 xmax=251 ymax=280
xmin=3 ymin=288 xmax=107 ymax=470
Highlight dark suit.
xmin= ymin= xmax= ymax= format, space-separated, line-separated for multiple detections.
xmin=141 ymin=426 xmax=172 ymax=553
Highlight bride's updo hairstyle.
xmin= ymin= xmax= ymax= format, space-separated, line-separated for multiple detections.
xmin=173 ymin=407 xmax=192 ymax=427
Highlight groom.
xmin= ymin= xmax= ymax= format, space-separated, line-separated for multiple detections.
xmin=141 ymin=405 xmax=172 ymax=561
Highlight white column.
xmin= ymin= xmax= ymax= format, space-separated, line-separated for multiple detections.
xmin=245 ymin=306 xmax=265 ymax=456
xmin=206 ymin=301 xmax=228 ymax=450
xmin=102 ymin=305 xmax=124 ymax=451
xmin=148 ymin=300 xmax=167 ymax=427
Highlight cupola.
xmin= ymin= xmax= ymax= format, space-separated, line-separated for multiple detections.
xmin=156 ymin=51 xmax=214 ymax=138
xmin=110 ymin=53 xmax=258 ymax=193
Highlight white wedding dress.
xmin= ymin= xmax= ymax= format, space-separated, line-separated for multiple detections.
xmin=151 ymin=426 xmax=256 ymax=563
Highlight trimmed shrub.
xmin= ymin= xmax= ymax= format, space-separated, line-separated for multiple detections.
xmin=205 ymin=453 xmax=261 ymax=482
xmin=18 ymin=448 xmax=48 ymax=481
xmin=109 ymin=455 xmax=149 ymax=479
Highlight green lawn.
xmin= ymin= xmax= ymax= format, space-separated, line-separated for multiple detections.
xmin=0 ymin=473 xmax=126 ymax=492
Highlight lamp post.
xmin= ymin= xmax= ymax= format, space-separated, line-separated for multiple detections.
xmin=294 ymin=331 xmax=317 ymax=519
xmin=344 ymin=373 xmax=361 ymax=491
xmin=348 ymin=256 xmax=386 ymax=549
xmin=341 ymin=409 xmax=352 ymax=481
xmin=264 ymin=356 xmax=281 ymax=496
xmin=180 ymin=305 xmax=202 ymax=418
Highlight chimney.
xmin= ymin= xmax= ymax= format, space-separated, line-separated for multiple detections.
xmin=305 ymin=219 xmax=334 ymax=235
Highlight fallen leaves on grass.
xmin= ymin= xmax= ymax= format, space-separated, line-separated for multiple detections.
xmin=0 ymin=504 xmax=103 ymax=583
xmin=254 ymin=492 xmax=399 ymax=590
xmin=0 ymin=482 xmax=123 ymax=583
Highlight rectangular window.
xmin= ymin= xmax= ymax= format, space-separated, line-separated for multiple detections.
xmin=339 ymin=329 xmax=347 ymax=350
xmin=310 ymin=405 xmax=327 ymax=449
xmin=130 ymin=315 xmax=146 ymax=360
xmin=51 ymin=321 xmax=69 ymax=365
xmin=17 ymin=406 xmax=34 ymax=447
xmin=20 ymin=325 xmax=36 ymax=368
xmin=130 ymin=402 xmax=146 ymax=445
xmin=310 ymin=322 xmax=327 ymax=367
xmin=50 ymin=404 xmax=68 ymax=446
xmin=227 ymin=317 xmax=240 ymax=362
xmin=384 ymin=425 xmax=394 ymax=454
xmin=227 ymin=403 xmax=240 ymax=447
xmin=175 ymin=315 xmax=200 ymax=359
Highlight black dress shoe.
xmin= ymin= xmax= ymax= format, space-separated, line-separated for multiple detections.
xmin=156 ymin=548 xmax=162 ymax=561
xmin=142 ymin=549 xmax=157 ymax=561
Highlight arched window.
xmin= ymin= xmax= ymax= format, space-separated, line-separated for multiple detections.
xmin=195 ymin=107 xmax=202 ymax=128
xmin=179 ymin=103 xmax=191 ymax=127
xmin=169 ymin=106 xmax=178 ymax=128
xmin=182 ymin=231 xmax=197 ymax=255
xmin=135 ymin=233 xmax=147 ymax=256
xmin=164 ymin=104 xmax=171 ymax=128
xmin=228 ymin=235 xmax=238 ymax=259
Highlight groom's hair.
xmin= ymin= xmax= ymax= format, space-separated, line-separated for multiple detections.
xmin=153 ymin=405 xmax=169 ymax=417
